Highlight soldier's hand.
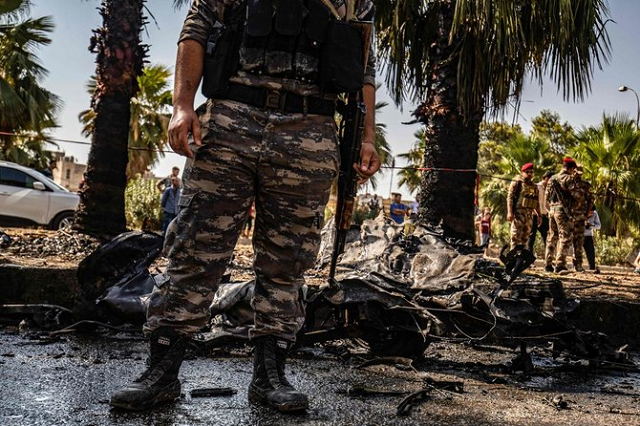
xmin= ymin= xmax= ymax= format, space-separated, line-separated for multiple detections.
xmin=353 ymin=142 xmax=381 ymax=185
xmin=168 ymin=105 xmax=202 ymax=159
xmin=507 ymin=213 xmax=514 ymax=222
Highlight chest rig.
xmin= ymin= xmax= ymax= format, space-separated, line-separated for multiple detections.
xmin=518 ymin=181 xmax=538 ymax=209
xmin=202 ymin=0 xmax=365 ymax=99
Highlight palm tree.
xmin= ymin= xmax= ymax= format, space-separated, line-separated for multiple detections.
xmin=0 ymin=0 xmax=60 ymax=166
xmin=376 ymin=0 xmax=611 ymax=240
xmin=74 ymin=0 xmax=188 ymax=237
xmin=78 ymin=64 xmax=173 ymax=179
xmin=72 ymin=0 xmax=146 ymax=236
xmin=572 ymin=114 xmax=640 ymax=236
xmin=396 ymin=129 xmax=426 ymax=195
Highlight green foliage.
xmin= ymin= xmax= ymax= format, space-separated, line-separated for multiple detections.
xmin=479 ymin=122 xmax=525 ymax=145
xmin=478 ymin=122 xmax=526 ymax=178
xmin=396 ymin=129 xmax=425 ymax=195
xmin=124 ymin=177 xmax=162 ymax=230
xmin=478 ymin=126 xmax=557 ymax=223
xmin=0 ymin=4 xmax=60 ymax=165
xmin=531 ymin=110 xmax=577 ymax=156
xmin=572 ymin=114 xmax=640 ymax=236
xmin=376 ymin=0 xmax=611 ymax=117
xmin=594 ymin=235 xmax=637 ymax=266
xmin=351 ymin=204 xmax=379 ymax=226
xmin=490 ymin=220 xmax=510 ymax=249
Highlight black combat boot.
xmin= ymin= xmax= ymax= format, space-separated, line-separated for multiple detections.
xmin=110 ymin=327 xmax=185 ymax=411
xmin=248 ymin=336 xmax=309 ymax=412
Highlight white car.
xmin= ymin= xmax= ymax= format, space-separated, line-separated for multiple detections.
xmin=0 ymin=161 xmax=80 ymax=230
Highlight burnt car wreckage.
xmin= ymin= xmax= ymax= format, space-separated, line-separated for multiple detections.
xmin=1 ymin=215 xmax=631 ymax=372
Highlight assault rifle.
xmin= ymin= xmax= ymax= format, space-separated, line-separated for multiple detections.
xmin=328 ymin=91 xmax=367 ymax=285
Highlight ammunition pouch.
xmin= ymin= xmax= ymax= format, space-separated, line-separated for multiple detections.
xmin=519 ymin=197 xmax=538 ymax=209
xmin=319 ymin=21 xmax=365 ymax=93
xmin=202 ymin=7 xmax=245 ymax=98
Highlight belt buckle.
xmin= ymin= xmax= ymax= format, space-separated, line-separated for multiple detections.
xmin=265 ymin=90 xmax=285 ymax=111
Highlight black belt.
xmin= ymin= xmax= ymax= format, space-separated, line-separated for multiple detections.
xmin=224 ymin=83 xmax=336 ymax=116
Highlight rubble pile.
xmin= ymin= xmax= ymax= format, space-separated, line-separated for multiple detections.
xmin=0 ymin=228 xmax=102 ymax=263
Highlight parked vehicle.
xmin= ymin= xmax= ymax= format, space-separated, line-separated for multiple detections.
xmin=0 ymin=161 xmax=79 ymax=230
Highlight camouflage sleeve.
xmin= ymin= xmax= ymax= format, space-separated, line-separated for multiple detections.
xmin=565 ymin=175 xmax=579 ymax=197
xmin=507 ymin=180 xmax=518 ymax=212
xmin=357 ymin=0 xmax=376 ymax=87
xmin=545 ymin=178 xmax=553 ymax=202
xmin=178 ymin=0 xmax=222 ymax=47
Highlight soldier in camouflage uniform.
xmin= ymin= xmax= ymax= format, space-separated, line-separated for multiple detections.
xmin=507 ymin=163 xmax=541 ymax=251
xmin=571 ymin=165 xmax=594 ymax=272
xmin=110 ymin=0 xmax=380 ymax=413
xmin=544 ymin=158 xmax=579 ymax=274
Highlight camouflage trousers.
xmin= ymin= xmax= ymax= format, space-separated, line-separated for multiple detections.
xmin=572 ymin=216 xmax=587 ymax=267
xmin=145 ymin=99 xmax=339 ymax=342
xmin=545 ymin=206 xmax=574 ymax=268
xmin=509 ymin=209 xmax=534 ymax=250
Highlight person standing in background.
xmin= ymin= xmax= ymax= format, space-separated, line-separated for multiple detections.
xmin=571 ymin=165 xmax=594 ymax=272
xmin=583 ymin=209 xmax=601 ymax=273
xmin=478 ymin=208 xmax=492 ymax=255
xmin=527 ymin=170 xmax=553 ymax=253
xmin=157 ymin=166 xmax=181 ymax=191
xmin=160 ymin=176 xmax=181 ymax=235
xmin=389 ymin=192 xmax=409 ymax=224
xmin=243 ymin=202 xmax=255 ymax=238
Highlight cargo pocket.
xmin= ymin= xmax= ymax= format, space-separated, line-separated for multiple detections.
xmin=164 ymin=190 xmax=201 ymax=261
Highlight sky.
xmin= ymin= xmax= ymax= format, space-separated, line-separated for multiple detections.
xmin=28 ymin=0 xmax=640 ymax=201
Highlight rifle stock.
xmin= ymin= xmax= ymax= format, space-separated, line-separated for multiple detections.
xmin=328 ymin=92 xmax=366 ymax=283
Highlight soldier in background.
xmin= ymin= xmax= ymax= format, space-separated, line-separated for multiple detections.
xmin=527 ymin=170 xmax=553 ymax=253
xmin=571 ymin=164 xmax=594 ymax=272
xmin=545 ymin=158 xmax=579 ymax=274
xmin=506 ymin=163 xmax=541 ymax=250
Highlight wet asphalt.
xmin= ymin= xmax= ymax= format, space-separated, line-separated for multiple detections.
xmin=2 ymin=329 xmax=640 ymax=426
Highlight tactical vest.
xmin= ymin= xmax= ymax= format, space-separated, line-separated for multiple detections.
xmin=202 ymin=0 xmax=366 ymax=98
xmin=517 ymin=180 xmax=538 ymax=209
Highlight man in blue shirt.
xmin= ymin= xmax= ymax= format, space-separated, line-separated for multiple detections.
xmin=389 ymin=192 xmax=408 ymax=224
xmin=160 ymin=177 xmax=181 ymax=235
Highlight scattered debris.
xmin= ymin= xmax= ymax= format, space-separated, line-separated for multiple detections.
xmin=424 ymin=376 xmax=464 ymax=394
xmin=190 ymin=387 xmax=237 ymax=398
xmin=0 ymin=228 xmax=101 ymax=261
xmin=396 ymin=389 xmax=433 ymax=417
xmin=344 ymin=384 xmax=408 ymax=397
xmin=544 ymin=394 xmax=570 ymax=410
xmin=355 ymin=356 xmax=415 ymax=371
xmin=0 ymin=230 xmax=11 ymax=249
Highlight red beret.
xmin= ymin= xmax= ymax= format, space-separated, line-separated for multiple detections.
xmin=563 ymin=157 xmax=576 ymax=167
xmin=521 ymin=162 xmax=534 ymax=172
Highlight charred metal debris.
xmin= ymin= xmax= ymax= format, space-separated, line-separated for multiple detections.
xmin=1 ymin=218 xmax=634 ymax=375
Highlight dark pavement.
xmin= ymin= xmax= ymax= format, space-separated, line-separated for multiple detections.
xmin=2 ymin=330 xmax=640 ymax=426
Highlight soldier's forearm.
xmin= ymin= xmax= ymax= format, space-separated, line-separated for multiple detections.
xmin=362 ymin=83 xmax=375 ymax=144
xmin=174 ymin=40 xmax=205 ymax=109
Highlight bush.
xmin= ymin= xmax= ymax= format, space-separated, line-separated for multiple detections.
xmin=594 ymin=235 xmax=636 ymax=266
xmin=125 ymin=177 xmax=162 ymax=230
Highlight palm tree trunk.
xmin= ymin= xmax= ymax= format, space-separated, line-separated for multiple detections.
xmin=415 ymin=3 xmax=482 ymax=241
xmin=73 ymin=0 xmax=146 ymax=237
